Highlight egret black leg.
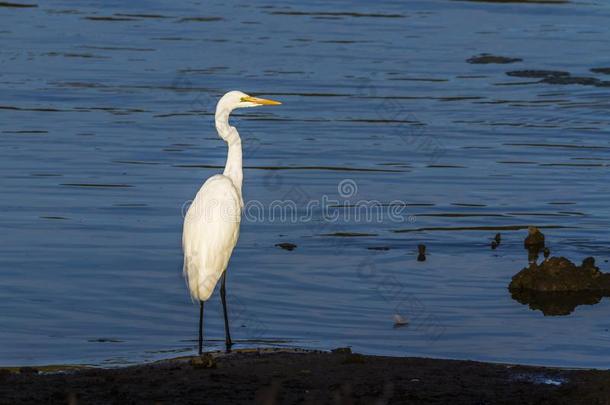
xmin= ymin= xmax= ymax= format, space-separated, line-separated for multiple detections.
xmin=198 ymin=301 xmax=204 ymax=355
xmin=220 ymin=272 xmax=232 ymax=351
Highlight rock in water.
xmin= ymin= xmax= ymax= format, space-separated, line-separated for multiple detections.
xmin=275 ymin=242 xmax=297 ymax=251
xmin=506 ymin=70 xmax=570 ymax=79
xmin=417 ymin=244 xmax=426 ymax=262
xmin=509 ymin=257 xmax=610 ymax=315
xmin=591 ymin=67 xmax=610 ymax=75
xmin=491 ymin=233 xmax=501 ymax=250
xmin=509 ymin=257 xmax=610 ymax=292
xmin=582 ymin=257 xmax=596 ymax=268
xmin=466 ymin=54 xmax=522 ymax=64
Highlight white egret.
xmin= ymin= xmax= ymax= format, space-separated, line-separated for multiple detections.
xmin=182 ymin=90 xmax=281 ymax=354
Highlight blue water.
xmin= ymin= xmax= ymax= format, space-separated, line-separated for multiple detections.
xmin=1 ymin=0 xmax=610 ymax=368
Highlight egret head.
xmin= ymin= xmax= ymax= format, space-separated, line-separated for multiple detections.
xmin=217 ymin=90 xmax=281 ymax=113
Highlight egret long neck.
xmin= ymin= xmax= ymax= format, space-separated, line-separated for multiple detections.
xmin=215 ymin=111 xmax=243 ymax=194
xmin=223 ymin=137 xmax=243 ymax=192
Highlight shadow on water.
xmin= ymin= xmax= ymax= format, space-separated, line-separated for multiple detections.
xmin=510 ymin=290 xmax=608 ymax=316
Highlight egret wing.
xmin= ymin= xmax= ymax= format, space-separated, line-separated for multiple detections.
xmin=182 ymin=174 xmax=242 ymax=301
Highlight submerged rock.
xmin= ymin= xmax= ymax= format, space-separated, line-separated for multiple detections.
xmin=590 ymin=67 xmax=610 ymax=75
xmin=463 ymin=0 xmax=568 ymax=3
xmin=506 ymin=70 xmax=570 ymax=79
xmin=506 ymin=69 xmax=610 ymax=88
xmin=542 ymin=76 xmax=601 ymax=86
xmin=467 ymin=54 xmax=522 ymax=64
xmin=506 ymin=68 xmax=610 ymax=87
xmin=275 ymin=242 xmax=297 ymax=251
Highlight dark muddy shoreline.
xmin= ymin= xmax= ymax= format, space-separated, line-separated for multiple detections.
xmin=2 ymin=349 xmax=610 ymax=404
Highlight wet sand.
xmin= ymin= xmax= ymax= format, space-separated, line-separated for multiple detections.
xmin=2 ymin=349 xmax=610 ymax=404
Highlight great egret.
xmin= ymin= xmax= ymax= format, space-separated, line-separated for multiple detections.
xmin=182 ymin=90 xmax=281 ymax=354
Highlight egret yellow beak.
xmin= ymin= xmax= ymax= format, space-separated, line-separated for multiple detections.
xmin=241 ymin=96 xmax=282 ymax=105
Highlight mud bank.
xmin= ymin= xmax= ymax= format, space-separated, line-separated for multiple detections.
xmin=2 ymin=349 xmax=610 ymax=404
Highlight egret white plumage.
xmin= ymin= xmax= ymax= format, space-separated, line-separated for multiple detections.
xmin=182 ymin=91 xmax=281 ymax=354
